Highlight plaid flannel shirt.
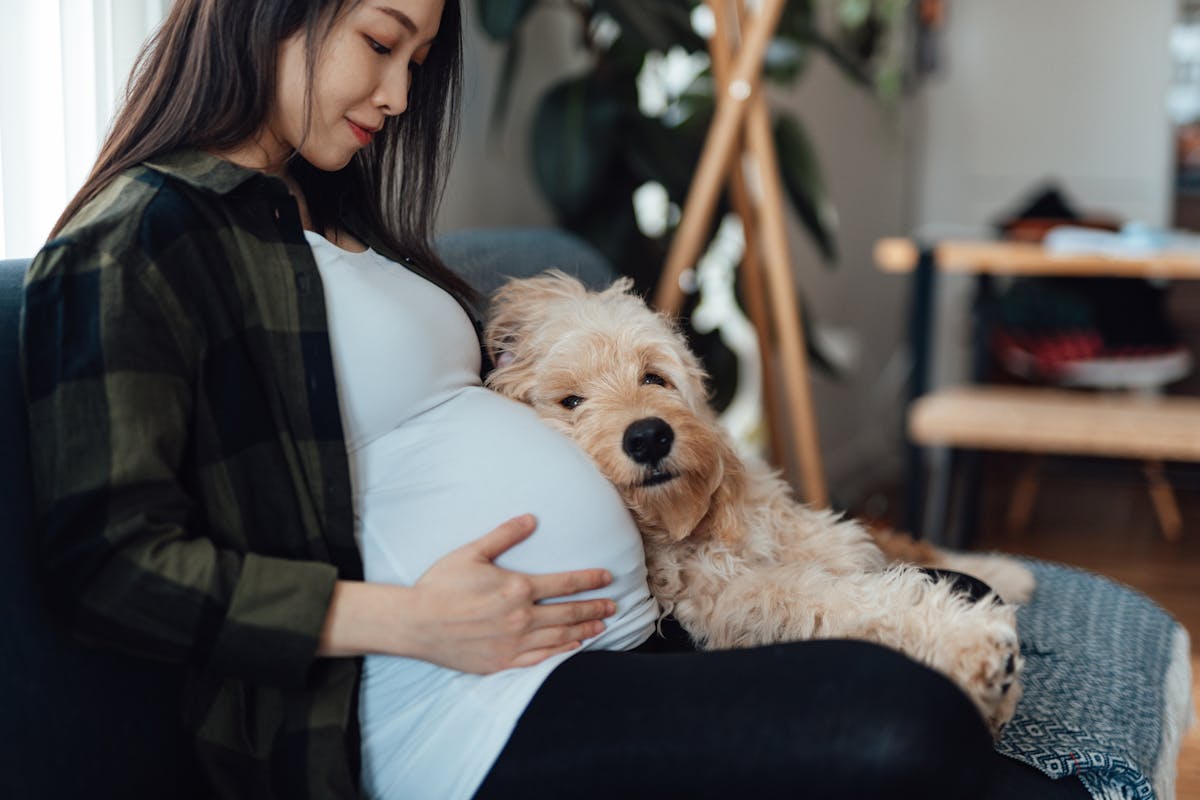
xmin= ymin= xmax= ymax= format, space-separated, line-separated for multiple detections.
xmin=20 ymin=148 xmax=482 ymax=798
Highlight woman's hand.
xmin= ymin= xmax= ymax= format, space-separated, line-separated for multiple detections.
xmin=407 ymin=514 xmax=615 ymax=673
xmin=317 ymin=514 xmax=616 ymax=673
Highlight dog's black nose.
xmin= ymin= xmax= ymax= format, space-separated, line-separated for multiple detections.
xmin=623 ymin=417 xmax=674 ymax=465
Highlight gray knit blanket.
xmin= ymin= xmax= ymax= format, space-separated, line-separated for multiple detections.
xmin=996 ymin=561 xmax=1194 ymax=799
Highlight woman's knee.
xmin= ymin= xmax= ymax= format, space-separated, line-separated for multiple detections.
xmin=848 ymin=642 xmax=993 ymax=794
xmin=767 ymin=640 xmax=995 ymax=796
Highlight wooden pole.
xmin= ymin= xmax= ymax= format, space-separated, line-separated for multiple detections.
xmin=706 ymin=0 xmax=782 ymax=468
xmin=741 ymin=81 xmax=828 ymax=505
xmin=652 ymin=0 xmax=786 ymax=314
xmin=656 ymin=0 xmax=827 ymax=503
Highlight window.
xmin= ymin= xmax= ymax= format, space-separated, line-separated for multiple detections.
xmin=0 ymin=0 xmax=166 ymax=258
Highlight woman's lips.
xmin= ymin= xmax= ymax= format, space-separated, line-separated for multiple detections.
xmin=348 ymin=120 xmax=374 ymax=146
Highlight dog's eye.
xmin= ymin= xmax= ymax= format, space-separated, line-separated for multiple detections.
xmin=560 ymin=395 xmax=585 ymax=410
xmin=642 ymin=373 xmax=669 ymax=388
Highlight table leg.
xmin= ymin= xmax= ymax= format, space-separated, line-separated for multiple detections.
xmin=903 ymin=246 xmax=938 ymax=537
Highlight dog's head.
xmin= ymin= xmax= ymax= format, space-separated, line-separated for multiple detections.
xmin=485 ymin=271 xmax=745 ymax=544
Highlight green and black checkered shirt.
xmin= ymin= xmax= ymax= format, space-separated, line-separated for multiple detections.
xmin=20 ymin=149 xmax=481 ymax=797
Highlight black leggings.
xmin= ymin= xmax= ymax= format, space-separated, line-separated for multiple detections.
xmin=476 ymin=589 xmax=1090 ymax=799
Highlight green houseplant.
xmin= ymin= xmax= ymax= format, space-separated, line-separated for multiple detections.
xmin=477 ymin=0 xmax=911 ymax=285
xmin=477 ymin=0 xmax=914 ymax=398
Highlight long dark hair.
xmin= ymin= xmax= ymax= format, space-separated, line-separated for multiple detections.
xmin=52 ymin=0 xmax=473 ymax=300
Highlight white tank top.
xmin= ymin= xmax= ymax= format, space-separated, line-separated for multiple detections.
xmin=305 ymin=231 xmax=657 ymax=799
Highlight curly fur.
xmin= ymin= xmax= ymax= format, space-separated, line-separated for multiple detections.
xmin=484 ymin=271 xmax=1031 ymax=736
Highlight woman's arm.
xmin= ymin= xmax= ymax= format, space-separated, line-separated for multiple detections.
xmin=319 ymin=514 xmax=617 ymax=673
xmin=22 ymin=237 xmax=344 ymax=689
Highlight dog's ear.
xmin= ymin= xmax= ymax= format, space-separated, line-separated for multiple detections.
xmin=484 ymin=270 xmax=588 ymax=364
xmin=652 ymin=483 xmax=714 ymax=543
xmin=694 ymin=433 xmax=747 ymax=545
xmin=650 ymin=431 xmax=747 ymax=543
xmin=484 ymin=271 xmax=589 ymax=399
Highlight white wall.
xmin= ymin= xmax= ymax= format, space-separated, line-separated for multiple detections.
xmin=769 ymin=67 xmax=915 ymax=505
xmin=914 ymin=0 xmax=1175 ymax=230
xmin=911 ymin=0 xmax=1177 ymax=390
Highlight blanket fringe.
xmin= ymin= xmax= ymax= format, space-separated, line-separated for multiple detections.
xmin=1153 ymin=626 xmax=1194 ymax=800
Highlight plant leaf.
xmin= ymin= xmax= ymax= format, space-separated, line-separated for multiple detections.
xmin=475 ymin=0 xmax=536 ymax=41
xmin=773 ymin=113 xmax=838 ymax=265
xmin=838 ymin=0 xmax=873 ymax=30
xmin=800 ymin=27 xmax=875 ymax=90
xmin=531 ymin=77 xmax=624 ymax=218
xmin=624 ymin=101 xmax=711 ymax=200
xmin=762 ymin=38 xmax=812 ymax=84
xmin=798 ymin=290 xmax=845 ymax=378
xmin=487 ymin=39 xmax=522 ymax=141
xmin=594 ymin=0 xmax=677 ymax=52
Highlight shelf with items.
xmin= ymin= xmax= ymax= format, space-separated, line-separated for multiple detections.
xmin=875 ymin=237 xmax=1198 ymax=543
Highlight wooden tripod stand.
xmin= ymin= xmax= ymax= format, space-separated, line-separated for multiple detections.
xmin=652 ymin=0 xmax=828 ymax=506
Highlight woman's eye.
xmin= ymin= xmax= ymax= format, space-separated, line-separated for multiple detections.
xmin=366 ymin=36 xmax=392 ymax=55
xmin=642 ymin=373 xmax=668 ymax=387
xmin=560 ymin=395 xmax=584 ymax=410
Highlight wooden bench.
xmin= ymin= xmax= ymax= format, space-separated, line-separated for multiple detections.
xmin=909 ymin=386 xmax=1200 ymax=540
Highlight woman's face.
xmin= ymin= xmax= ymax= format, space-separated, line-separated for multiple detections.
xmin=267 ymin=0 xmax=444 ymax=172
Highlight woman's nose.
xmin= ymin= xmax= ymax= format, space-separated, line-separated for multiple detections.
xmin=374 ymin=65 xmax=410 ymax=117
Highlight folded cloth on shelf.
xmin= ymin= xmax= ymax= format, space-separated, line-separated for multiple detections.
xmin=998 ymin=561 xmax=1195 ymax=800
xmin=1043 ymin=224 xmax=1200 ymax=259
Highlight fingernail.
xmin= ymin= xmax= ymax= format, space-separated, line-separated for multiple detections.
xmin=592 ymin=622 xmax=606 ymax=635
xmin=601 ymin=570 xmax=613 ymax=584
xmin=605 ymin=601 xmax=617 ymax=616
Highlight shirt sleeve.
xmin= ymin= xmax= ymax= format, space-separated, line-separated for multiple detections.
xmin=20 ymin=239 xmax=338 ymax=690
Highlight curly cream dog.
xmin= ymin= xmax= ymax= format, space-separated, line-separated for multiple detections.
xmin=484 ymin=272 xmax=1031 ymax=735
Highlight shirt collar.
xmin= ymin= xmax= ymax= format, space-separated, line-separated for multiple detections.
xmin=143 ymin=148 xmax=274 ymax=195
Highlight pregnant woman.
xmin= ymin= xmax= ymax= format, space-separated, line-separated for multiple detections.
xmin=21 ymin=1 xmax=1086 ymax=798
xmin=308 ymin=230 xmax=657 ymax=795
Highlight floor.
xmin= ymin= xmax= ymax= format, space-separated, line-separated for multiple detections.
xmin=965 ymin=455 xmax=1200 ymax=799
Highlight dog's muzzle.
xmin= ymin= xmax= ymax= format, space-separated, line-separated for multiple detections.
xmin=624 ymin=417 xmax=678 ymax=487
xmin=623 ymin=417 xmax=674 ymax=466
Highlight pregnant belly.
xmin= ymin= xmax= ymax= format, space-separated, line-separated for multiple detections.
xmin=351 ymin=387 xmax=657 ymax=651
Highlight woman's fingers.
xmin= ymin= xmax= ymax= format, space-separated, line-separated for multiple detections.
xmin=531 ymin=598 xmax=615 ymax=629
xmin=470 ymin=514 xmax=538 ymax=561
xmin=468 ymin=514 xmax=614 ymax=601
xmin=527 ymin=568 xmax=613 ymax=601
xmin=507 ymin=641 xmax=583 ymax=670
xmin=524 ymin=620 xmax=606 ymax=650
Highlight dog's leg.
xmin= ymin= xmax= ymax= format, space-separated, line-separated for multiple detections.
xmin=867 ymin=527 xmax=1036 ymax=605
xmin=693 ymin=564 xmax=1023 ymax=737
xmin=926 ymin=550 xmax=1036 ymax=605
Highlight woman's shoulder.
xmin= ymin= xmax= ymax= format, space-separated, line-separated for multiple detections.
xmin=33 ymin=150 xmax=269 ymax=282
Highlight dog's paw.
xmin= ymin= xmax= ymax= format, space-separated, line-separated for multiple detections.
xmin=993 ymin=561 xmax=1036 ymax=605
xmin=941 ymin=607 xmax=1024 ymax=738
xmin=941 ymin=553 xmax=1037 ymax=605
